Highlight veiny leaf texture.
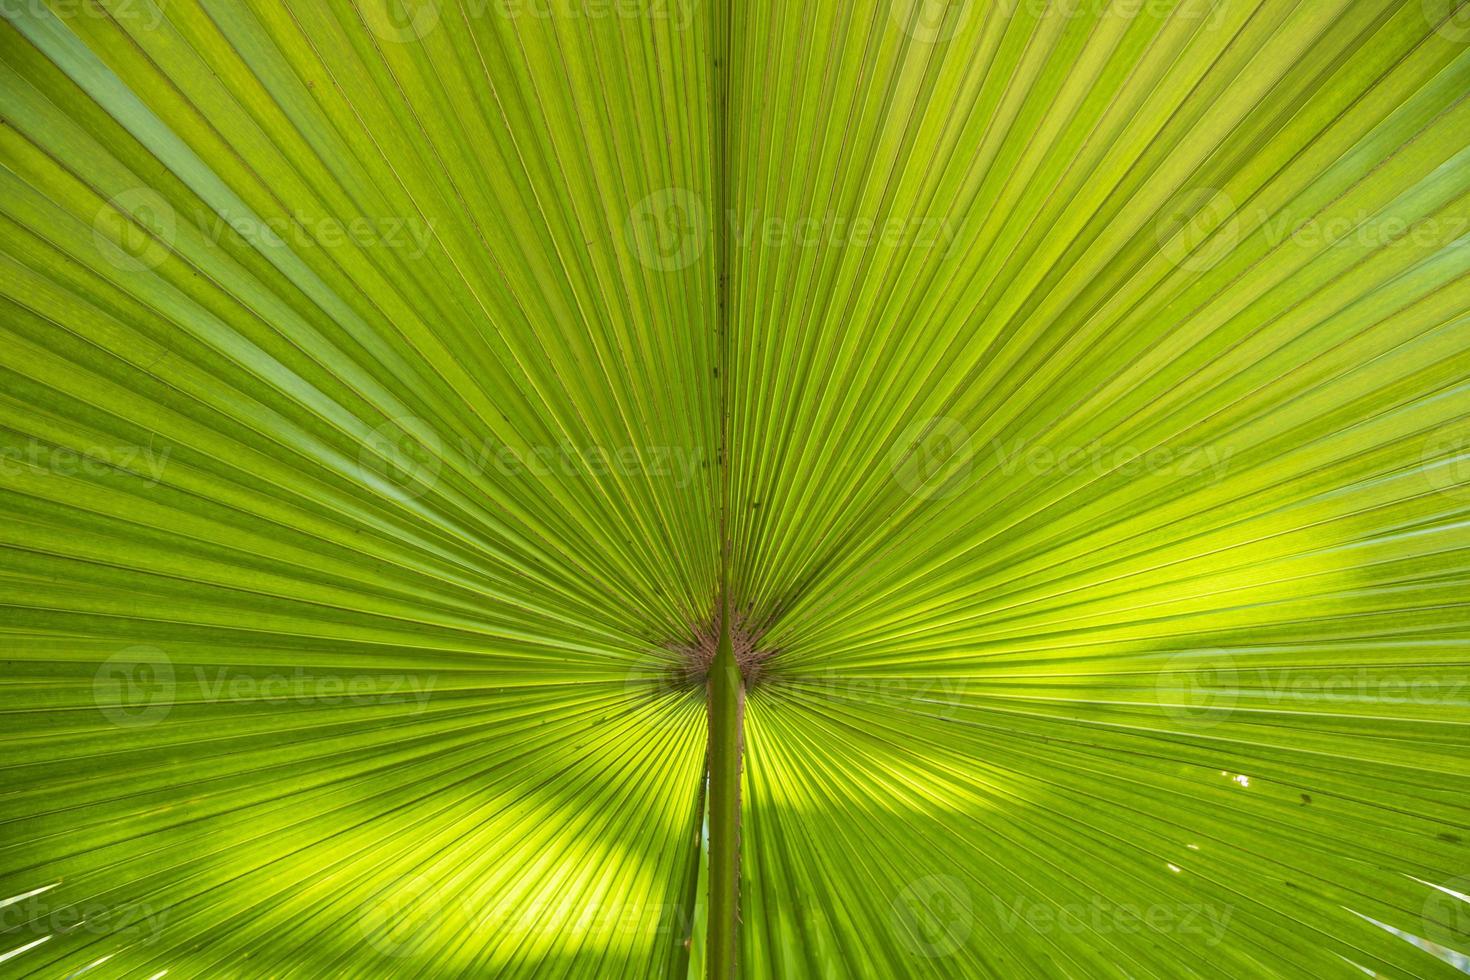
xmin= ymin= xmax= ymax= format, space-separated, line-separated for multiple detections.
xmin=2 ymin=0 xmax=1468 ymax=978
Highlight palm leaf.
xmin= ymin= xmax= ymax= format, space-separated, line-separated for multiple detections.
xmin=2 ymin=0 xmax=1468 ymax=978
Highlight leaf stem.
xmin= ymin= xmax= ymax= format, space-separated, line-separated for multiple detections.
xmin=706 ymin=598 xmax=743 ymax=980
xmin=709 ymin=0 xmax=739 ymax=970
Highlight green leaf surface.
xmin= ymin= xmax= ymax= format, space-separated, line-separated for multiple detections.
xmin=1 ymin=1 xmax=1468 ymax=978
